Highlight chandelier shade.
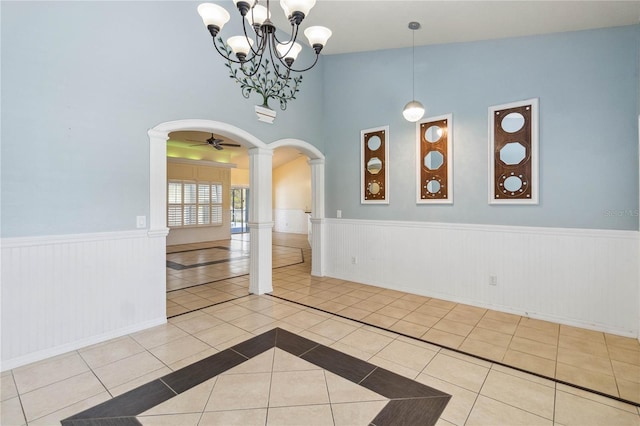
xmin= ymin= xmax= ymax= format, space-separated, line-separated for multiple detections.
xmin=197 ymin=0 xmax=331 ymax=116
xmin=402 ymin=100 xmax=426 ymax=122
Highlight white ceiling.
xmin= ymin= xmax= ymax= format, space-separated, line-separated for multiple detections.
xmin=172 ymin=1 xmax=639 ymax=168
xmin=275 ymin=0 xmax=640 ymax=55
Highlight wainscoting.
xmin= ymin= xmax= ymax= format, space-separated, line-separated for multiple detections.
xmin=1 ymin=230 xmax=167 ymax=370
xmin=324 ymin=219 xmax=639 ymax=337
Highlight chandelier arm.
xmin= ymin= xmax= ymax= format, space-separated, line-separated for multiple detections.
xmin=212 ymin=36 xmax=244 ymax=65
xmin=281 ymin=53 xmax=320 ymax=73
xmin=272 ymin=22 xmax=298 ymax=46
xmin=267 ymin=35 xmax=295 ymax=80
xmin=241 ymin=15 xmax=267 ymax=57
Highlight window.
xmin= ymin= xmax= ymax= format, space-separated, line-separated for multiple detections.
xmin=168 ymin=180 xmax=223 ymax=227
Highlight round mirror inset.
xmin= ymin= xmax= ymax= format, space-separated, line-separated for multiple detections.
xmin=367 ymin=157 xmax=382 ymax=174
xmin=499 ymin=142 xmax=527 ymax=165
xmin=368 ymin=182 xmax=380 ymax=195
xmin=426 ymin=180 xmax=441 ymax=194
xmin=367 ymin=135 xmax=382 ymax=151
xmin=501 ymin=112 xmax=525 ymax=133
xmin=425 ymin=125 xmax=443 ymax=143
xmin=424 ymin=151 xmax=444 ymax=170
xmin=504 ymin=176 xmax=523 ymax=192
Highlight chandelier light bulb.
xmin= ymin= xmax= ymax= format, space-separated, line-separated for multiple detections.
xmin=227 ymin=36 xmax=254 ymax=60
xmin=280 ymin=0 xmax=316 ymax=18
xmin=403 ymin=100 xmax=425 ymax=122
xmin=304 ymin=26 xmax=332 ymax=52
xmin=277 ymin=41 xmax=302 ymax=62
xmin=197 ymin=3 xmax=231 ymax=33
xmin=245 ymin=4 xmax=270 ymax=26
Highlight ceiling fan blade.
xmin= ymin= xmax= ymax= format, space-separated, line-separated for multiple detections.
xmin=213 ymin=144 xmax=224 ymax=151
xmin=219 ymin=143 xmax=241 ymax=147
xmin=188 ymin=143 xmax=209 ymax=147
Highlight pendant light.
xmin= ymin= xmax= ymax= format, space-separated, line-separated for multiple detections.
xmin=402 ymin=22 xmax=425 ymax=122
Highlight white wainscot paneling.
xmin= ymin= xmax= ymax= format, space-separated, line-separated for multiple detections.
xmin=1 ymin=230 xmax=167 ymax=370
xmin=274 ymin=209 xmax=310 ymax=234
xmin=325 ymin=219 xmax=639 ymax=337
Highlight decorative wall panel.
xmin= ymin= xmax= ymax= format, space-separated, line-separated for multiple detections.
xmin=416 ymin=114 xmax=453 ymax=204
xmin=361 ymin=126 xmax=389 ymax=204
xmin=489 ymin=98 xmax=539 ymax=204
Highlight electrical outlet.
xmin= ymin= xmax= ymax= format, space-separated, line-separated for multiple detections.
xmin=337 ymin=210 xmax=342 ymax=218
xmin=136 ymin=216 xmax=147 ymax=229
xmin=351 ymin=256 xmax=357 ymax=264
xmin=489 ymin=275 xmax=498 ymax=286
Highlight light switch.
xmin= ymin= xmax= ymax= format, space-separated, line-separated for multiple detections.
xmin=136 ymin=215 xmax=147 ymax=229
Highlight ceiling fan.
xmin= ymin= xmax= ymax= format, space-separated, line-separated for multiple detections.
xmin=187 ymin=133 xmax=241 ymax=151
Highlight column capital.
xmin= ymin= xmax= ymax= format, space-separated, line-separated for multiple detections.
xmin=147 ymin=129 xmax=169 ymax=141
xmin=308 ymin=158 xmax=325 ymax=166
xmin=248 ymin=146 xmax=274 ymax=157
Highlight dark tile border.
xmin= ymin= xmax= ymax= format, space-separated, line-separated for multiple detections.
xmin=63 ymin=328 xmax=450 ymax=426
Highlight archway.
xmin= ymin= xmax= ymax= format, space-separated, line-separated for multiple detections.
xmin=147 ymin=120 xmax=325 ymax=299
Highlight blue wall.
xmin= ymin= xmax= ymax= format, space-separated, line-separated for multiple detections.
xmin=323 ymin=25 xmax=640 ymax=230
xmin=1 ymin=1 xmax=325 ymax=237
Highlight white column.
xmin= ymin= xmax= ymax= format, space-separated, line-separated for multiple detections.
xmin=309 ymin=158 xmax=325 ymax=277
xmin=248 ymin=147 xmax=274 ymax=294
xmin=148 ymin=129 xmax=170 ymax=237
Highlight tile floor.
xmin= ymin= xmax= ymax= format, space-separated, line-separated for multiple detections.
xmin=1 ymin=233 xmax=639 ymax=425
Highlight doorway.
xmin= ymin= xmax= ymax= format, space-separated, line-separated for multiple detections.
xmin=231 ymin=187 xmax=249 ymax=234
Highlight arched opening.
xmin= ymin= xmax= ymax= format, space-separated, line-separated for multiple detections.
xmin=148 ymin=120 xmax=325 ymax=312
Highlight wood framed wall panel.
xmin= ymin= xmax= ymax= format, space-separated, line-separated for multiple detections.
xmin=361 ymin=126 xmax=389 ymax=204
xmin=489 ymin=98 xmax=539 ymax=204
xmin=416 ymin=114 xmax=453 ymax=204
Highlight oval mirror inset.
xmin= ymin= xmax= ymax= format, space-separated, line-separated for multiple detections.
xmin=425 ymin=125 xmax=443 ymax=143
xmin=501 ymin=112 xmax=525 ymax=133
xmin=368 ymin=182 xmax=380 ymax=195
xmin=367 ymin=157 xmax=382 ymax=175
xmin=499 ymin=142 xmax=527 ymax=165
xmin=504 ymin=176 xmax=523 ymax=192
xmin=424 ymin=151 xmax=444 ymax=170
xmin=426 ymin=180 xmax=441 ymax=194
xmin=367 ymin=135 xmax=382 ymax=151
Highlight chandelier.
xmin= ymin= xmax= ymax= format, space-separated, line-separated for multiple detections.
xmin=197 ymin=1 xmax=332 ymax=116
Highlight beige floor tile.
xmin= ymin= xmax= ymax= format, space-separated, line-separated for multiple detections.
xmin=12 ymin=352 xmax=89 ymax=394
xmin=482 ymin=310 xmax=521 ymax=324
xmin=554 ymin=390 xmax=640 ymax=426
xmin=279 ymin=310 xmax=329 ymax=329
xmin=480 ymin=369 xmax=555 ymax=419
xmin=194 ymin=322 xmax=251 ymax=347
xmin=399 ymin=310 xmax=441 ymax=328
xmin=199 ymin=409 xmax=267 ymax=426
xmin=148 ymin=335 xmax=212 ymax=365
xmin=501 ymin=350 xmax=556 ymax=378
xmin=612 ymin=360 xmax=640 ymax=384
xmin=459 ymin=338 xmax=507 ymax=362
xmin=388 ymin=319 xmax=431 ymax=338
xmin=136 ymin=413 xmax=201 ymax=425
xmin=368 ymin=355 xmax=421 ymax=379
xmin=365 ymin=293 xmax=397 ymax=305
xmin=131 ymin=323 xmax=189 ymax=349
xmin=335 ymin=305 xmax=371 ymax=320
xmin=426 ymin=298 xmax=457 ymax=310
xmin=560 ymin=325 xmax=606 ymax=344
xmin=230 ymin=312 xmax=276 ymax=332
xmin=423 ymin=353 xmax=490 ymax=392
xmin=422 ymin=328 xmax=465 ymax=349
xmin=518 ymin=317 xmax=559 ymax=335
xmin=556 ymin=362 xmax=619 ymax=397
xmin=315 ymin=299 xmax=349 ymax=313
xmin=509 ymin=336 xmax=557 ymax=361
xmin=375 ymin=304 xmax=412 ymax=320
xmin=556 ymin=383 xmax=637 ymax=413
xmin=266 ymin=404 xmax=334 ymax=426
xmin=206 ymin=372 xmax=271 ymax=411
xmin=416 ymin=373 xmax=478 ymax=426
xmin=375 ymin=339 xmax=438 ymax=372
xmin=168 ymin=347 xmax=219 ymax=371
xmin=143 ymin=378 xmax=216 ymax=415
xmin=1 ymin=372 xmax=18 ymax=401
xmin=490 ymin=364 xmax=555 ymax=388
xmin=558 ymin=334 xmax=609 ymax=358
xmin=617 ymin=378 xmax=640 ymax=404
xmin=331 ymin=401 xmax=389 ymax=426
xmin=361 ymin=312 xmax=398 ymax=328
xmin=79 ymin=336 xmax=146 ymax=369
xmin=273 ymin=348 xmax=322 ymax=372
xmin=439 ymin=349 xmax=492 ymax=368
xmin=557 ymin=347 xmax=614 ymax=376
xmin=1 ymin=396 xmax=26 ymax=426
xmin=269 ymin=370 xmax=329 ymax=407
xmin=605 ymin=334 xmax=640 ymax=352
xmin=171 ymin=313 xmax=224 ymax=334
xmin=466 ymin=395 xmax=552 ymax=425
xmin=386 ymin=297 xmax=424 ymax=311
xmin=433 ymin=319 xmax=474 ymax=337
xmin=28 ymin=391 xmax=111 ymax=426
xmin=415 ymin=304 xmax=452 ymax=318
xmin=355 ymin=299 xmax=388 ymax=313
xmin=476 ymin=317 xmax=518 ymax=335
xmin=109 ymin=367 xmax=173 ymax=397
xmin=203 ymin=304 xmax=254 ymax=321
xmin=92 ymin=351 xmax=166 ymax=390
xmin=330 ymin=342 xmax=374 ymax=362
xmin=258 ymin=303 xmax=303 ymax=320
xmin=443 ymin=309 xmax=485 ymax=326
xmin=337 ymin=328 xmax=394 ymax=355
xmin=325 ymin=371 xmax=387 ymax=403
xmin=609 ymin=345 xmax=640 ymax=366
xmin=307 ymin=318 xmax=359 ymax=341
xmin=466 ymin=326 xmax=513 ymax=348
xmin=20 ymin=371 xmax=105 ymax=422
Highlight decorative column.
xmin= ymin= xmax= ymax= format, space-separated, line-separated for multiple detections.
xmin=309 ymin=158 xmax=325 ymax=277
xmin=147 ymin=129 xmax=170 ymax=237
xmin=248 ymin=147 xmax=274 ymax=294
